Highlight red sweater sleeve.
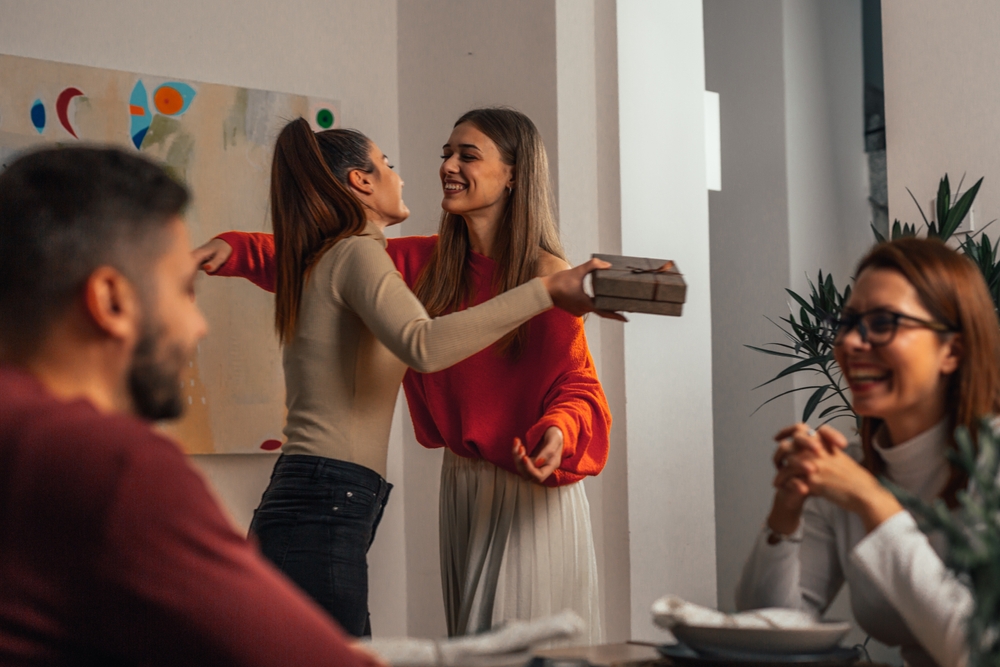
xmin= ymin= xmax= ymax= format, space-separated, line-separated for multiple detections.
xmin=523 ymin=317 xmax=611 ymax=487
xmin=212 ymin=231 xmax=277 ymax=293
xmin=211 ymin=233 xmax=417 ymax=295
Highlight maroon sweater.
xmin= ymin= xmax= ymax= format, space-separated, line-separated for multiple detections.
xmin=0 ymin=366 xmax=365 ymax=667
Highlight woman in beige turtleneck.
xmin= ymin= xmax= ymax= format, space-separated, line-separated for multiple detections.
xmin=202 ymin=118 xmax=613 ymax=638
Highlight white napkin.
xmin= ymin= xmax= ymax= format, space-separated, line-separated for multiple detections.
xmin=652 ymin=595 xmax=818 ymax=630
xmin=367 ymin=610 xmax=585 ymax=667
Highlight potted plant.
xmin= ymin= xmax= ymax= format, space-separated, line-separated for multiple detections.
xmin=749 ymin=175 xmax=991 ymax=428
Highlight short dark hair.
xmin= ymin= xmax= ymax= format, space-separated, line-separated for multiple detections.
xmin=0 ymin=145 xmax=189 ymax=355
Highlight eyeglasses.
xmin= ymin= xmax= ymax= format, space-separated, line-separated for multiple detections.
xmin=830 ymin=308 xmax=956 ymax=347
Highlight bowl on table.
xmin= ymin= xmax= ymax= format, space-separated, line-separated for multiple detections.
xmin=669 ymin=621 xmax=852 ymax=656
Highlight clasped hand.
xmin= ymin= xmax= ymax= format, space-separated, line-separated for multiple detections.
xmin=512 ymin=426 xmax=564 ymax=484
xmin=767 ymin=424 xmax=902 ymax=536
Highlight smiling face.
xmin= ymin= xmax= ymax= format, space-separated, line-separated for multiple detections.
xmin=361 ymin=141 xmax=409 ymax=225
xmin=439 ymin=122 xmax=514 ymax=219
xmin=834 ymin=267 xmax=960 ymax=441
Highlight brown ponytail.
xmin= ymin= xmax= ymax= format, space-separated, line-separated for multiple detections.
xmin=271 ymin=118 xmax=372 ymax=344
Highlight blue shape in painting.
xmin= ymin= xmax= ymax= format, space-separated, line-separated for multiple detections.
xmin=153 ymin=82 xmax=196 ymax=116
xmin=129 ymin=80 xmax=152 ymax=149
xmin=30 ymin=99 xmax=45 ymax=134
xmin=132 ymin=126 xmax=149 ymax=150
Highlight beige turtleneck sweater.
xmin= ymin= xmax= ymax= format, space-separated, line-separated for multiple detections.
xmin=280 ymin=222 xmax=553 ymax=477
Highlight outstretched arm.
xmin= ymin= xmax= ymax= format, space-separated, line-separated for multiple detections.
xmin=195 ymin=232 xmax=277 ymax=293
xmin=196 ymin=233 xmax=623 ymax=323
xmin=335 ymin=238 xmax=613 ymax=373
xmin=333 ymin=237 xmax=553 ymax=373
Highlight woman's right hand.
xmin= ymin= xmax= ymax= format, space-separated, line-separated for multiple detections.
xmin=192 ymin=238 xmax=233 ymax=273
xmin=766 ymin=423 xmax=850 ymax=536
xmin=766 ymin=424 xmax=817 ymax=536
xmin=541 ymin=258 xmax=628 ymax=322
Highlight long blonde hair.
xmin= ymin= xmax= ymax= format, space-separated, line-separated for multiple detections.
xmin=413 ymin=107 xmax=565 ymax=355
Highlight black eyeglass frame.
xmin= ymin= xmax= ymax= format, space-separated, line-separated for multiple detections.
xmin=828 ymin=308 xmax=957 ymax=347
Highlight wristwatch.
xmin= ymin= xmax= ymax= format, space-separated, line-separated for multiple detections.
xmin=765 ymin=525 xmax=802 ymax=545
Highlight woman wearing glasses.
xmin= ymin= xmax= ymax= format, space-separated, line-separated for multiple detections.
xmin=736 ymin=237 xmax=1000 ymax=667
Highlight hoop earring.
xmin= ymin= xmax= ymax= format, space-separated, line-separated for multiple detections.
xmin=506 ymin=185 xmax=513 ymax=196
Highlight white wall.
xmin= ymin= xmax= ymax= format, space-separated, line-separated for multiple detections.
xmin=0 ymin=0 xmax=410 ymax=637
xmin=882 ymin=0 xmax=1000 ymax=226
xmin=556 ymin=0 xmax=631 ymax=642
xmin=702 ymin=0 xmax=870 ymax=606
xmin=784 ymin=0 xmax=869 ymax=302
xmin=703 ymin=0 xmax=795 ymax=613
xmin=396 ymin=0 xmax=559 ymax=239
xmin=616 ymin=0 xmax=718 ymax=642
xmin=784 ymin=8 xmax=895 ymax=661
xmin=783 ymin=0 xmax=870 ymax=430
xmin=704 ymin=0 xmax=871 ymax=613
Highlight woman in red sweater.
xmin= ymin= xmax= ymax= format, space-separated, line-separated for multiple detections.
xmin=198 ymin=108 xmax=611 ymax=643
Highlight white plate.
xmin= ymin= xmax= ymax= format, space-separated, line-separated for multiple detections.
xmin=669 ymin=623 xmax=852 ymax=656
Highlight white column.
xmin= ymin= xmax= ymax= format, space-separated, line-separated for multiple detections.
xmin=556 ymin=0 xmax=632 ymax=642
xmin=617 ymin=0 xmax=718 ymax=642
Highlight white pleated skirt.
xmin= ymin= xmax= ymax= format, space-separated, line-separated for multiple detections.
xmin=439 ymin=449 xmax=603 ymax=646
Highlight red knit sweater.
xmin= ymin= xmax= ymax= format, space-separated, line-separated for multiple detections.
xmin=0 ymin=366 xmax=365 ymax=666
xmin=215 ymin=231 xmax=610 ymax=486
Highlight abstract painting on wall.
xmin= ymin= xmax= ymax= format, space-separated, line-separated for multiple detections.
xmin=0 ymin=54 xmax=341 ymax=454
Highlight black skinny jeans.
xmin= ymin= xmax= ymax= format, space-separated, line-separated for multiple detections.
xmin=249 ymin=454 xmax=392 ymax=637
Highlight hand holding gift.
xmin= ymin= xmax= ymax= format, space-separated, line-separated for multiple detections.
xmin=591 ymin=253 xmax=687 ymax=315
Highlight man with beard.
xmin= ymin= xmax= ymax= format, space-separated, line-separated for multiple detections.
xmin=0 ymin=146 xmax=384 ymax=666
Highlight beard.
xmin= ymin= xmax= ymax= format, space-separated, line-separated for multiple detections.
xmin=127 ymin=317 xmax=189 ymax=421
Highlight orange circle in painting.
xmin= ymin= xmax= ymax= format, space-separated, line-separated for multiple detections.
xmin=154 ymin=86 xmax=184 ymax=115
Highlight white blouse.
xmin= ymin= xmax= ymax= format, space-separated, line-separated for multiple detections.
xmin=735 ymin=420 xmax=972 ymax=667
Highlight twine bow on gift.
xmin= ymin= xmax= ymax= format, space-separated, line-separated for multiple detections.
xmin=625 ymin=261 xmax=681 ymax=302
xmin=627 ymin=260 xmax=679 ymax=276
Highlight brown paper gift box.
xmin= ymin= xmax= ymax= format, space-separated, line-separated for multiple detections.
xmin=591 ymin=253 xmax=686 ymax=316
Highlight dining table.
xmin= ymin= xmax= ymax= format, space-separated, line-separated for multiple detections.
xmin=531 ymin=642 xmax=885 ymax=667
